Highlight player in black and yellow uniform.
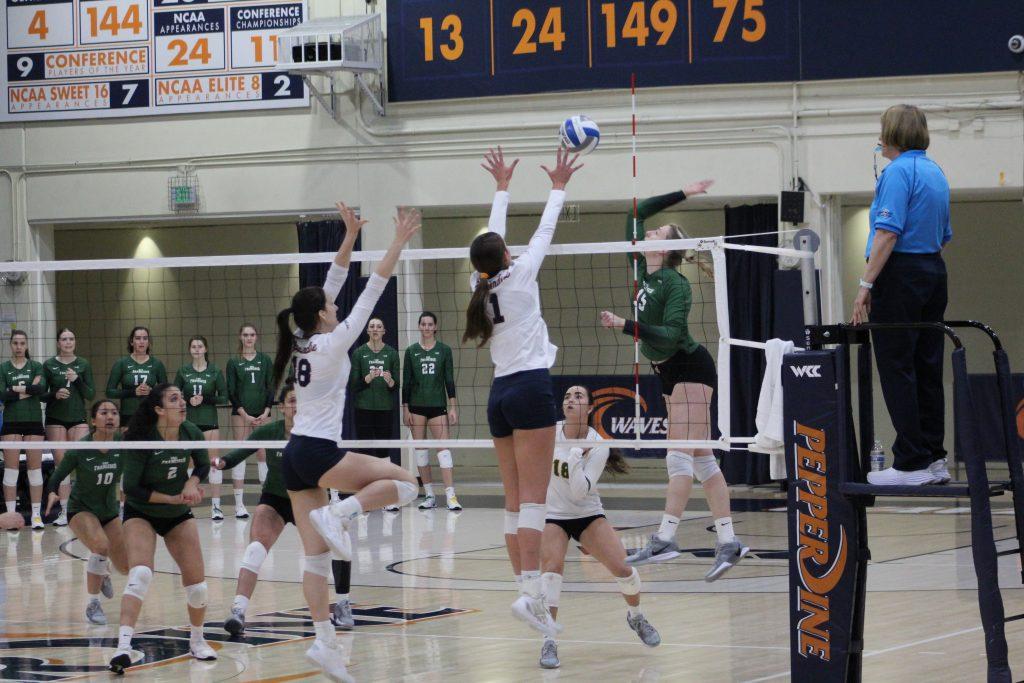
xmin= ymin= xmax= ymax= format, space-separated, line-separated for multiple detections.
xmin=1 ymin=329 xmax=48 ymax=529
xmin=110 ymin=383 xmax=215 ymax=673
xmin=44 ymin=400 xmax=126 ymax=625
xmin=402 ymin=312 xmax=460 ymax=511
xmin=43 ymin=327 xmax=96 ymax=527
xmin=227 ymin=324 xmax=274 ymax=490
xmin=105 ymin=326 xmax=168 ymax=425
xmin=175 ymin=336 xmax=231 ymax=520
xmin=600 ymin=180 xmax=748 ymax=580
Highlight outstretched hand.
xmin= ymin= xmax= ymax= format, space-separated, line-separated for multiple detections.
xmin=336 ymin=202 xmax=368 ymax=239
xmin=542 ymin=146 xmax=583 ymax=190
xmin=482 ymin=146 xmax=519 ymax=192
xmin=393 ymin=207 xmax=422 ymax=245
xmin=683 ymin=179 xmax=715 ymax=196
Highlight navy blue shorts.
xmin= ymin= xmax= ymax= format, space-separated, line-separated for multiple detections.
xmin=282 ymin=434 xmax=347 ymax=491
xmin=487 ymin=369 xmax=557 ymax=438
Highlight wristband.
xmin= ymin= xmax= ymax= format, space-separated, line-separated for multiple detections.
xmin=858 ymin=279 xmax=873 ymax=290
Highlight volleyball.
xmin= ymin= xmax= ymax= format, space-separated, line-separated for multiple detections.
xmin=559 ymin=115 xmax=601 ymax=155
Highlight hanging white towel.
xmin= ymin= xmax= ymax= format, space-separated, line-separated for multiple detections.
xmin=751 ymin=338 xmax=795 ymax=479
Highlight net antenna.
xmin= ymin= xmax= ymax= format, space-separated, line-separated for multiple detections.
xmin=630 ymin=73 xmax=642 ymax=445
xmin=276 ymin=13 xmax=385 ymax=118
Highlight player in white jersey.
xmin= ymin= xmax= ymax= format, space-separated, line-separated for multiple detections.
xmin=463 ymin=146 xmax=581 ymax=637
xmin=272 ymin=203 xmax=420 ymax=682
xmin=537 ymin=385 xmax=661 ymax=668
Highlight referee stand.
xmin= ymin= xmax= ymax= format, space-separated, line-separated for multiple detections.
xmin=783 ymin=319 xmax=1024 ymax=682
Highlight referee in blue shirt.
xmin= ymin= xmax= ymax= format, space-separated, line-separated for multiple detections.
xmin=852 ymin=104 xmax=952 ymax=486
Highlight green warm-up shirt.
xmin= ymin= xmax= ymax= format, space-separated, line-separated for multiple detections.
xmin=226 ymin=353 xmax=274 ymax=416
xmin=42 ymin=356 xmax=95 ymax=424
xmin=175 ymin=363 xmax=227 ymax=428
xmin=402 ymin=342 xmax=455 ymax=408
xmin=46 ymin=433 xmax=122 ymax=520
xmin=122 ymin=421 xmax=208 ymax=518
xmin=0 ymin=359 xmax=46 ymax=423
xmin=106 ymin=356 xmax=168 ymax=419
xmin=349 ymin=343 xmax=400 ymax=412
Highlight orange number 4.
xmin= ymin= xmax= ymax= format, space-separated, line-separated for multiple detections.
xmin=28 ymin=10 xmax=49 ymax=40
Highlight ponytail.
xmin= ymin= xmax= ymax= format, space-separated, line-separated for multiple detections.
xmin=272 ymin=307 xmax=295 ymax=390
xmin=463 ymin=280 xmax=494 ymax=347
xmin=604 ymin=448 xmax=630 ymax=475
xmin=125 ymin=383 xmax=174 ymax=441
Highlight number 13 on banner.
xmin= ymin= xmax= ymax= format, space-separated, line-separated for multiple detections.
xmin=79 ymin=0 xmax=149 ymax=44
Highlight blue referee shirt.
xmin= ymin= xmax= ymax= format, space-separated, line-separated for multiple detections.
xmin=866 ymin=150 xmax=952 ymax=258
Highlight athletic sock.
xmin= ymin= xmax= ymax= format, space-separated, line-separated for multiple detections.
xmin=232 ymin=595 xmax=249 ymax=614
xmin=234 ymin=490 xmax=245 ymax=508
xmin=514 ymin=574 xmax=523 ymax=588
xmin=313 ymin=619 xmax=337 ymax=646
xmin=117 ymin=626 xmax=134 ymax=650
xmin=521 ymin=570 xmax=541 ymax=598
xmin=424 ymin=483 xmax=434 ymax=497
xmin=330 ymin=497 xmax=362 ymax=520
xmin=31 ymin=503 xmax=40 ymax=518
xmin=628 ymin=605 xmax=643 ymax=619
xmin=336 ymin=592 xmax=350 ymax=602
xmin=445 ymin=487 xmax=455 ymax=499
xmin=4 ymin=501 xmax=14 ymax=513
xmin=212 ymin=497 xmax=221 ymax=508
xmin=257 ymin=462 xmax=268 ymax=484
xmin=656 ymin=514 xmax=680 ymax=543
xmin=714 ymin=517 xmax=736 ymax=544
xmin=189 ymin=625 xmax=205 ymax=643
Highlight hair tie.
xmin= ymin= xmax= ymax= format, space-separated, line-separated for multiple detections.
xmin=479 ymin=272 xmax=490 ymax=280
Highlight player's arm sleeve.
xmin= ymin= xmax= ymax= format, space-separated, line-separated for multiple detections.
xmin=486 ymin=190 xmax=510 ymax=239
xmin=519 ymin=190 xmax=566 ymax=274
xmin=174 ymin=368 xmax=186 ymax=392
xmin=349 ymin=353 xmax=367 ymax=395
xmin=444 ymin=346 xmax=456 ymax=399
xmin=628 ymin=191 xmax=686 ymax=269
xmin=105 ymin=359 xmax=129 ymax=399
xmin=0 ymin=373 xmax=15 ymax=402
xmin=155 ymin=360 xmax=167 ymax=384
xmin=225 ymin=360 xmax=240 ymax=411
xmin=322 ymin=263 xmax=350 ymax=303
xmin=80 ymin=361 xmax=95 ymax=401
xmin=263 ymin=355 xmax=275 ymax=409
xmin=621 ymin=279 xmax=690 ymax=345
xmin=45 ymin=450 xmax=77 ymax=495
xmin=329 ymin=274 xmax=388 ymax=356
xmin=121 ymin=450 xmax=155 ymax=501
xmin=942 ymin=210 xmax=953 ymax=246
xmin=25 ymin=363 xmax=46 ymax=395
xmin=220 ymin=423 xmax=268 ymax=469
xmin=388 ymin=349 xmax=400 ymax=394
xmin=204 ymin=371 xmax=226 ymax=405
xmin=402 ymin=348 xmax=413 ymax=404
xmin=872 ymin=168 xmax=911 ymax=236
xmin=189 ymin=438 xmax=211 ymax=483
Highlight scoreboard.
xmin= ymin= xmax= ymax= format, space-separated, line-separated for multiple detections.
xmin=387 ymin=0 xmax=1024 ymax=102
xmin=2 ymin=0 xmax=308 ymax=120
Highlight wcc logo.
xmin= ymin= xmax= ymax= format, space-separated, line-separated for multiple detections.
xmin=791 ymin=365 xmax=822 ymax=378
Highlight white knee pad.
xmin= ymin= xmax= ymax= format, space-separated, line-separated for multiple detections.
xmin=303 ymin=551 xmax=331 ymax=578
xmin=184 ymin=581 xmax=208 ymax=609
xmin=517 ymin=503 xmax=546 ymax=532
xmin=615 ymin=567 xmax=642 ymax=596
xmin=232 ymin=462 xmax=246 ymax=482
xmin=87 ymin=553 xmax=110 ymax=577
xmin=393 ymin=479 xmax=418 ymax=506
xmin=2 ymin=468 xmax=18 ymax=488
xmin=541 ymin=572 xmax=563 ymax=608
xmin=124 ymin=565 xmax=153 ymax=601
xmin=504 ymin=511 xmax=519 ymax=535
xmin=27 ymin=468 xmax=43 ymax=487
xmin=666 ymin=450 xmax=694 ymax=479
xmin=693 ymin=455 xmax=721 ymax=483
xmin=415 ymin=449 xmax=430 ymax=468
xmin=208 ymin=467 xmax=223 ymax=485
xmin=436 ymin=449 xmax=453 ymax=469
xmin=240 ymin=541 xmax=268 ymax=575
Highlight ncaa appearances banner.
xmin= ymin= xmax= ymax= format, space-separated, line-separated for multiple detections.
xmin=553 ymin=374 xmax=666 ymax=458
xmin=2 ymin=0 xmax=307 ymax=121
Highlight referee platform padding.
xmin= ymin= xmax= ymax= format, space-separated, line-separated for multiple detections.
xmin=782 ymin=321 xmax=1024 ymax=683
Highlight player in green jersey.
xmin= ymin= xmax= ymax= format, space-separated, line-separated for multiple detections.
xmin=1 ymin=329 xmax=48 ymax=529
xmin=43 ymin=327 xmax=96 ymax=527
xmin=601 ymin=180 xmax=748 ymax=580
xmin=110 ymin=383 xmax=215 ymax=672
xmin=350 ymin=318 xmax=400 ymax=451
xmin=402 ymin=312 xmax=461 ymax=511
xmin=227 ymin=324 xmax=274 ymax=498
xmin=105 ymin=326 xmax=168 ymax=425
xmin=44 ymin=400 xmax=127 ymax=625
xmin=175 ymin=336 xmax=232 ymax=520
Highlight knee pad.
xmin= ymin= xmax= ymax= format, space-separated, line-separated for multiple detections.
xmin=504 ymin=511 xmax=519 ymax=535
xmin=303 ymin=551 xmax=332 ymax=578
xmin=666 ymin=451 xmax=694 ymax=479
xmin=3 ymin=468 xmax=18 ymax=488
xmin=231 ymin=462 xmax=246 ymax=482
xmin=393 ymin=479 xmax=418 ymax=506
xmin=184 ymin=581 xmax=208 ymax=609
xmin=541 ymin=572 xmax=563 ymax=608
xmin=87 ymin=553 xmax=110 ymax=577
xmin=415 ymin=449 xmax=430 ymax=468
xmin=124 ymin=565 xmax=153 ymax=601
xmin=693 ymin=455 xmax=721 ymax=483
xmin=615 ymin=567 xmax=642 ymax=596
xmin=208 ymin=467 xmax=223 ymax=485
xmin=257 ymin=462 xmax=268 ymax=483
xmin=517 ymin=503 xmax=546 ymax=532
xmin=436 ymin=449 xmax=453 ymax=469
xmin=240 ymin=541 xmax=268 ymax=575
xmin=26 ymin=468 xmax=43 ymax=487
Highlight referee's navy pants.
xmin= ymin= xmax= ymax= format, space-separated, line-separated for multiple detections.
xmin=869 ymin=252 xmax=948 ymax=472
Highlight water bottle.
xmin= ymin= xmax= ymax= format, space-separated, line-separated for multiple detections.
xmin=869 ymin=440 xmax=886 ymax=472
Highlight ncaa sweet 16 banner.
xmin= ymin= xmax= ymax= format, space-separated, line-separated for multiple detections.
xmin=1 ymin=0 xmax=307 ymax=121
xmin=553 ymin=375 xmax=667 ymax=458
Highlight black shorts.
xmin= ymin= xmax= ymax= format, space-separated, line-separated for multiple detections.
xmin=546 ymin=514 xmax=606 ymax=542
xmin=196 ymin=424 xmax=218 ymax=433
xmin=283 ymin=434 xmax=346 ymax=491
xmin=407 ymin=405 xmax=447 ymax=420
xmin=258 ymin=491 xmax=295 ymax=526
xmin=69 ymin=508 xmax=119 ymax=527
xmin=46 ymin=417 xmax=87 ymax=430
xmin=487 ymin=369 xmax=557 ymax=438
xmin=122 ymin=505 xmax=194 ymax=537
xmin=0 ymin=421 xmax=45 ymax=437
xmin=652 ymin=345 xmax=717 ymax=394
xmin=231 ymin=406 xmax=267 ymax=417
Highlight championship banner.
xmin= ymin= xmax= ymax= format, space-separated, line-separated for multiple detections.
xmin=783 ymin=349 xmax=860 ymax=681
xmin=552 ymin=374 xmax=667 ymax=458
xmin=2 ymin=0 xmax=308 ymax=120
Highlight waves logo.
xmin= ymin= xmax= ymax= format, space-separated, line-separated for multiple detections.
xmin=590 ymin=387 xmax=666 ymax=440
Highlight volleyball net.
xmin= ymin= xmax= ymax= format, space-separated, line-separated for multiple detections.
xmin=0 ymin=234 xmax=812 ymax=455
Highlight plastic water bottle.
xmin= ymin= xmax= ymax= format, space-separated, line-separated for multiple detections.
xmin=869 ymin=440 xmax=886 ymax=472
